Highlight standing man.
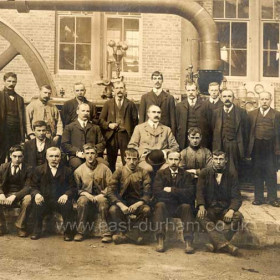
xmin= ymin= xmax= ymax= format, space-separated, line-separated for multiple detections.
xmin=30 ymin=147 xmax=76 ymax=241
xmin=0 ymin=145 xmax=32 ymax=237
xmin=128 ymin=105 xmax=179 ymax=172
xmin=0 ymin=72 xmax=26 ymax=164
xmin=25 ymin=85 xmax=62 ymax=146
xmin=248 ymin=92 xmax=280 ymax=207
xmin=153 ymin=151 xmax=196 ymax=253
xmin=212 ymin=89 xmax=248 ymax=175
xmin=61 ymin=82 xmax=98 ymax=127
xmin=196 ymin=150 xmax=243 ymax=256
xmin=100 ymin=80 xmax=138 ymax=172
xmin=74 ymin=144 xmax=112 ymax=242
xmin=61 ymin=103 xmax=106 ymax=170
xmin=176 ymin=82 xmax=206 ymax=150
xmin=23 ymin=121 xmax=54 ymax=168
xmin=138 ymin=71 xmax=176 ymax=136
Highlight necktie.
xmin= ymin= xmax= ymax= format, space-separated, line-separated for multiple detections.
xmin=13 ymin=166 xmax=19 ymax=175
xmin=83 ymin=121 xmax=86 ymax=128
xmin=117 ymin=99 xmax=122 ymax=109
xmin=51 ymin=167 xmax=57 ymax=177
xmin=225 ymin=108 xmax=229 ymax=114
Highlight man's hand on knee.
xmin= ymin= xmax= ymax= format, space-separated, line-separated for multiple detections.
xmin=128 ymin=201 xmax=144 ymax=214
xmin=197 ymin=205 xmax=207 ymax=219
xmin=5 ymin=195 xmax=16 ymax=205
xmin=35 ymin=194 xmax=44 ymax=205
xmin=0 ymin=194 xmax=6 ymax=205
xmin=58 ymin=194 xmax=68 ymax=205
xmin=223 ymin=209 xmax=234 ymax=223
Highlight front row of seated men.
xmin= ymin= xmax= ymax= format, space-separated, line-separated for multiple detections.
xmin=0 ymin=143 xmax=242 ymax=256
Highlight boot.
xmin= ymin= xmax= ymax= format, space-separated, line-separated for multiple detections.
xmin=223 ymin=243 xmax=239 ymax=256
xmin=156 ymin=234 xmax=165 ymax=253
xmin=185 ymin=239 xmax=194 ymax=254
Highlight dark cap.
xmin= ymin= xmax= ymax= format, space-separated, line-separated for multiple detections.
xmin=145 ymin=150 xmax=166 ymax=166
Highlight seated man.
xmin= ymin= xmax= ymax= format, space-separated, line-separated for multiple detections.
xmin=128 ymin=105 xmax=179 ymax=172
xmin=61 ymin=103 xmax=106 ymax=170
xmin=74 ymin=143 xmax=112 ymax=242
xmin=0 ymin=145 xmax=32 ymax=237
xmin=180 ymin=127 xmax=212 ymax=178
xmin=153 ymin=151 xmax=196 ymax=253
xmin=30 ymin=147 xmax=77 ymax=241
xmin=23 ymin=120 xmax=54 ymax=168
xmin=196 ymin=150 xmax=243 ymax=256
xmin=107 ymin=148 xmax=151 ymax=244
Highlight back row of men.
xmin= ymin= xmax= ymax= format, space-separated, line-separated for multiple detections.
xmin=0 ymin=71 xmax=278 ymax=207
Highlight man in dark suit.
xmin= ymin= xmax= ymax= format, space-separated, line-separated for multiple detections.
xmin=138 ymin=71 xmax=176 ymax=136
xmin=61 ymin=103 xmax=106 ymax=170
xmin=0 ymin=145 xmax=32 ymax=237
xmin=23 ymin=120 xmax=54 ymax=168
xmin=61 ymin=82 xmax=97 ymax=127
xmin=212 ymin=89 xmax=248 ymax=175
xmin=100 ymin=80 xmax=138 ymax=172
xmin=107 ymin=148 xmax=151 ymax=245
xmin=30 ymin=147 xmax=77 ymax=241
xmin=247 ymin=92 xmax=280 ymax=207
xmin=153 ymin=151 xmax=196 ymax=253
xmin=0 ymin=72 xmax=26 ymax=164
xmin=197 ymin=150 xmax=243 ymax=256
xmin=176 ymin=82 xmax=206 ymax=150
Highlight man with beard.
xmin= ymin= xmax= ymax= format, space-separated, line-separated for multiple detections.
xmin=138 ymin=71 xmax=176 ymax=136
xmin=26 ymin=85 xmax=62 ymax=146
xmin=0 ymin=72 xmax=26 ymax=164
xmin=100 ymin=81 xmax=138 ymax=172
xmin=61 ymin=82 xmax=98 ymax=127
xmin=212 ymin=89 xmax=248 ymax=175
xmin=196 ymin=150 xmax=243 ymax=256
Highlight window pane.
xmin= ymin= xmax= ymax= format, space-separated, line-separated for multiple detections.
xmin=123 ymin=47 xmax=139 ymax=72
xmin=238 ymin=0 xmax=249 ymax=18
xmin=76 ymin=17 xmax=91 ymax=43
xmin=217 ymin=22 xmax=230 ymax=48
xmin=232 ymin=22 xmax=247 ymax=48
xmin=263 ymin=23 xmax=279 ymax=50
xmin=231 ymin=50 xmax=247 ymax=76
xmin=226 ymin=0 xmax=237 ymax=18
xmin=222 ymin=60 xmax=230 ymax=76
xmin=59 ymin=44 xmax=74 ymax=70
xmin=261 ymin=0 xmax=273 ymax=19
xmin=76 ymin=44 xmax=91 ymax=70
xmin=213 ymin=0 xmax=224 ymax=18
xmin=60 ymin=17 xmax=75 ymax=43
xmin=263 ymin=51 xmax=279 ymax=77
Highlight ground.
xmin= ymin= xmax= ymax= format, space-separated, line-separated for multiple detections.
xmin=0 ymin=235 xmax=279 ymax=280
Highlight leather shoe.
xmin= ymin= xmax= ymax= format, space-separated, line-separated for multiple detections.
xmin=74 ymin=233 xmax=84 ymax=242
xmin=185 ymin=240 xmax=194 ymax=254
xmin=101 ymin=235 xmax=112 ymax=243
xmin=252 ymin=200 xmax=263 ymax=205
xmin=155 ymin=234 xmax=165 ymax=253
xmin=112 ymin=233 xmax=128 ymax=245
xmin=30 ymin=233 xmax=41 ymax=240
xmin=64 ymin=234 xmax=73 ymax=241
xmin=205 ymin=243 xmax=215 ymax=252
xmin=223 ymin=243 xmax=239 ymax=256
xmin=268 ymin=200 xmax=280 ymax=207
xmin=17 ymin=229 xmax=28 ymax=238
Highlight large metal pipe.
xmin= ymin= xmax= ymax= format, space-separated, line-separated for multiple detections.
xmin=0 ymin=0 xmax=221 ymax=70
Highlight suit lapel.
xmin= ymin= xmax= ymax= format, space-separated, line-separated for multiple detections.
xmin=122 ymin=98 xmax=129 ymax=117
xmin=148 ymin=91 xmax=158 ymax=105
xmin=158 ymin=91 xmax=168 ymax=107
xmin=234 ymin=106 xmax=241 ymax=133
xmin=144 ymin=123 xmax=164 ymax=136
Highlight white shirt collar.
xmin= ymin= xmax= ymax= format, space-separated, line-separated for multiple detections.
xmin=169 ymin=168 xmax=179 ymax=174
xmin=260 ymin=107 xmax=271 ymax=117
xmin=152 ymin=87 xmax=163 ymax=96
xmin=49 ymin=164 xmax=58 ymax=169
xmin=147 ymin=119 xmax=159 ymax=129
xmin=11 ymin=163 xmax=22 ymax=170
xmin=224 ymin=104 xmax=234 ymax=113
xmin=188 ymin=97 xmax=197 ymax=106
xmin=209 ymin=97 xmax=219 ymax=104
xmin=215 ymin=173 xmax=223 ymax=185
xmin=77 ymin=118 xmax=88 ymax=127
xmin=115 ymin=97 xmax=124 ymax=106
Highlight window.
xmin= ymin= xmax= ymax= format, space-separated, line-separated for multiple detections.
xmin=57 ymin=14 xmax=92 ymax=71
xmin=105 ymin=13 xmax=141 ymax=74
xmin=213 ymin=0 xmax=249 ymax=77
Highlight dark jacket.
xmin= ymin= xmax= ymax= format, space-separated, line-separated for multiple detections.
xmin=153 ymin=167 xmax=195 ymax=205
xmin=107 ymin=166 xmax=151 ymax=205
xmin=0 ymin=162 xmax=32 ymax=200
xmin=176 ymin=97 xmax=205 ymax=150
xmin=99 ymin=97 xmax=138 ymax=140
xmin=0 ymin=88 xmax=26 ymax=142
xmin=61 ymin=120 xmax=106 ymax=157
xmin=196 ymin=167 xmax=242 ymax=212
xmin=31 ymin=162 xmax=76 ymax=200
xmin=23 ymin=138 xmax=54 ymax=168
xmin=247 ymin=107 xmax=280 ymax=156
xmin=138 ymin=90 xmax=176 ymax=136
xmin=212 ymin=105 xmax=249 ymax=159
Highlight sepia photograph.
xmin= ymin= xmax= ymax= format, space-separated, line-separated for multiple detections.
xmin=0 ymin=0 xmax=279 ymax=279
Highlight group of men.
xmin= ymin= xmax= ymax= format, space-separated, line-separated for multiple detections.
xmin=0 ymin=70 xmax=279 ymax=257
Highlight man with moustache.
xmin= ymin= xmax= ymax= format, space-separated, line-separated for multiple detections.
xmin=0 ymin=72 xmax=26 ymax=164
xmin=61 ymin=82 xmax=98 ymax=127
xmin=100 ymin=80 xmax=138 ymax=172
xmin=153 ymin=151 xmax=196 ymax=253
xmin=23 ymin=121 xmax=54 ymax=168
xmin=62 ymin=103 xmax=106 ymax=170
xmin=138 ymin=71 xmax=176 ymax=136
xmin=26 ymin=85 xmax=62 ymax=146
xmin=212 ymin=89 xmax=248 ymax=175
xmin=128 ymin=105 xmax=179 ymax=172
xmin=176 ymin=82 xmax=206 ymax=150
xmin=247 ymin=92 xmax=280 ymax=207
